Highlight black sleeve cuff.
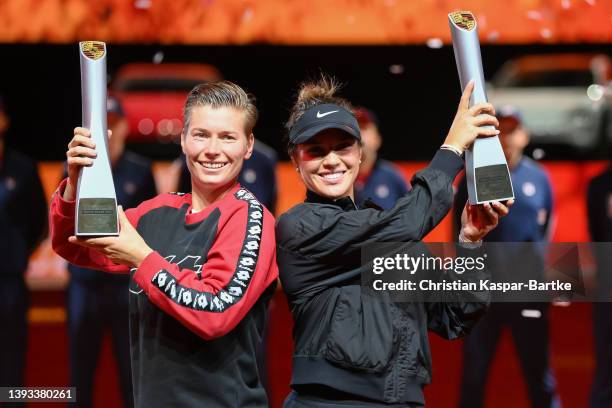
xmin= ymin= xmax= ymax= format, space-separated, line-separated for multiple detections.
xmin=428 ymin=148 xmax=464 ymax=181
xmin=456 ymin=243 xmax=485 ymax=258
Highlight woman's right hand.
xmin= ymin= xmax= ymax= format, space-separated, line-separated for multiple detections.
xmin=64 ymin=127 xmax=105 ymax=201
xmin=443 ymin=81 xmax=500 ymax=154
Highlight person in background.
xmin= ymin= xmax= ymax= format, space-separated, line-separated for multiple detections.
xmin=65 ymin=96 xmax=157 ymax=408
xmin=353 ymin=107 xmax=409 ymax=209
xmin=587 ymin=144 xmax=612 ymax=408
xmin=455 ymin=105 xmax=559 ymax=408
xmin=177 ymin=139 xmax=277 ymax=213
xmin=0 ymin=95 xmax=48 ymax=390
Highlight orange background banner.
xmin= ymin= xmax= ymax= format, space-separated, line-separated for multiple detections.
xmin=1 ymin=0 xmax=611 ymax=44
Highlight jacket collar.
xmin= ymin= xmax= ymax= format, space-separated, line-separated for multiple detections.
xmin=305 ymin=189 xmax=357 ymax=211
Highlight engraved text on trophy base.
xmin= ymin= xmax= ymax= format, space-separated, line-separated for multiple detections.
xmin=77 ymin=198 xmax=118 ymax=235
xmin=475 ymin=164 xmax=513 ymax=202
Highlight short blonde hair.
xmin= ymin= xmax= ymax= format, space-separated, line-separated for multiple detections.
xmin=183 ymin=80 xmax=258 ymax=135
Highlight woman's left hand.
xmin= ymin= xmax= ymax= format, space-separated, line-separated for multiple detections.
xmin=460 ymin=200 xmax=513 ymax=242
xmin=68 ymin=206 xmax=153 ymax=268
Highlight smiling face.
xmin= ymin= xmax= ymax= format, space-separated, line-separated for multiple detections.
xmin=181 ymin=105 xmax=254 ymax=197
xmin=291 ymin=129 xmax=362 ymax=200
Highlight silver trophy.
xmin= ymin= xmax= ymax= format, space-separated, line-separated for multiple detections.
xmin=448 ymin=11 xmax=514 ymax=204
xmin=75 ymin=41 xmax=119 ymax=236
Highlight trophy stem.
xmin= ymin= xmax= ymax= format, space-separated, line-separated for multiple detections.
xmin=75 ymin=41 xmax=119 ymax=236
xmin=449 ymin=11 xmax=514 ymax=204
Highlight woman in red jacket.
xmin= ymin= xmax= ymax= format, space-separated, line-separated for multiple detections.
xmin=50 ymin=81 xmax=278 ymax=408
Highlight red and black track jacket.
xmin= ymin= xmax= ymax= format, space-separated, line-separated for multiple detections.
xmin=50 ymin=180 xmax=278 ymax=408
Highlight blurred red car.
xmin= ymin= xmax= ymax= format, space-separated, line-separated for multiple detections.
xmin=112 ymin=63 xmax=222 ymax=142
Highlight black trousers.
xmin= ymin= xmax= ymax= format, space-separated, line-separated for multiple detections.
xmin=0 ymin=275 xmax=28 ymax=408
xmin=67 ymin=278 xmax=133 ymax=408
xmin=459 ymin=303 xmax=560 ymax=408
xmin=0 ymin=275 xmax=28 ymax=388
xmin=283 ymin=391 xmax=424 ymax=408
xmin=590 ymin=302 xmax=612 ymax=408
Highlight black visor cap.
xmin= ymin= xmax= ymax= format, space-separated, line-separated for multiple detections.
xmin=288 ymin=103 xmax=361 ymax=145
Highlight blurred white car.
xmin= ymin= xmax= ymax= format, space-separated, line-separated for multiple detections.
xmin=488 ymin=54 xmax=611 ymax=151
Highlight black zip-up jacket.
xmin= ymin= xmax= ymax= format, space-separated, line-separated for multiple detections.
xmin=276 ymin=149 xmax=489 ymax=405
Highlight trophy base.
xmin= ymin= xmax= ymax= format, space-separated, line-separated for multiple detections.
xmin=474 ymin=164 xmax=514 ymax=203
xmin=76 ymin=198 xmax=119 ymax=236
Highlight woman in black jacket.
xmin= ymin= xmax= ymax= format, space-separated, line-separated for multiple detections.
xmin=276 ymin=75 xmax=511 ymax=407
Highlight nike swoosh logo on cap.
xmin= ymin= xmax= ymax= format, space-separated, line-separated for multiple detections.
xmin=316 ymin=110 xmax=339 ymax=118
